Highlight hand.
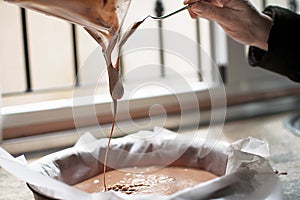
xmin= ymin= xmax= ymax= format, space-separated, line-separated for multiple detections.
xmin=184 ymin=0 xmax=273 ymax=50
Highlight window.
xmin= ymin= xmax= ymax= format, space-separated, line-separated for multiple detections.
xmin=1 ymin=0 xmax=299 ymax=154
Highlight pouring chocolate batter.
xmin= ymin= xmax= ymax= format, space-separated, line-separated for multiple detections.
xmin=81 ymin=17 xmax=146 ymax=191
xmin=5 ymin=0 xmax=209 ymax=195
xmin=5 ymin=0 xmax=146 ymax=191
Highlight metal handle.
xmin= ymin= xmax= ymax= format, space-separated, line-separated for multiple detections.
xmin=149 ymin=3 xmax=192 ymax=20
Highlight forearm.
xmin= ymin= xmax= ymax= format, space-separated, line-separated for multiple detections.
xmin=248 ymin=6 xmax=300 ymax=82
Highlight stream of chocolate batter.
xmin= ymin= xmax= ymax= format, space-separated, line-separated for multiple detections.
xmin=5 ymin=0 xmax=147 ymax=191
xmin=86 ymin=18 xmax=146 ymax=191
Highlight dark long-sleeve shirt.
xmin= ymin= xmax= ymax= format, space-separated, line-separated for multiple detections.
xmin=248 ymin=6 xmax=300 ymax=82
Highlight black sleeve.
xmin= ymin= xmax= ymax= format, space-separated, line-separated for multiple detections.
xmin=248 ymin=6 xmax=300 ymax=82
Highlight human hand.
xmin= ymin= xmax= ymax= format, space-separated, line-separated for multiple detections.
xmin=184 ymin=0 xmax=273 ymax=50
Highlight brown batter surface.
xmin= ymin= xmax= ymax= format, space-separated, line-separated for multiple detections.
xmin=74 ymin=166 xmax=218 ymax=195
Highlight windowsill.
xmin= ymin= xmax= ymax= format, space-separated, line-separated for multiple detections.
xmin=2 ymin=81 xmax=211 ymax=114
xmin=3 ymin=92 xmax=300 ymax=155
xmin=2 ymin=78 xmax=300 ymax=143
xmin=1 ymin=81 xmax=216 ymax=140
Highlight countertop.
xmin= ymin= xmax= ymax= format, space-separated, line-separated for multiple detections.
xmin=1 ymin=111 xmax=300 ymax=200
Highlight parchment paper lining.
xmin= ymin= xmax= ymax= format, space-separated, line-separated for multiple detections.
xmin=0 ymin=127 xmax=282 ymax=200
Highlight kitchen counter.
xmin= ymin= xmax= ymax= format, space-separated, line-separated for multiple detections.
xmin=0 ymin=111 xmax=300 ymax=200
xmin=220 ymin=112 xmax=300 ymax=200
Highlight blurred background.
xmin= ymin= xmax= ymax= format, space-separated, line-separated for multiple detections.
xmin=1 ymin=0 xmax=300 ymax=154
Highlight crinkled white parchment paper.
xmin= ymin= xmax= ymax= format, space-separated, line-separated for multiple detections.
xmin=0 ymin=127 xmax=282 ymax=200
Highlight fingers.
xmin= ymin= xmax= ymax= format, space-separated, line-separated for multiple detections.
xmin=184 ymin=0 xmax=199 ymax=4
xmin=187 ymin=6 xmax=199 ymax=19
xmin=183 ymin=0 xmax=200 ymax=18
xmin=187 ymin=1 xmax=226 ymax=21
xmin=184 ymin=0 xmax=226 ymax=7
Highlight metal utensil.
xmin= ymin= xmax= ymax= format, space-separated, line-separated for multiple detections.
xmin=148 ymin=3 xmax=193 ymax=20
